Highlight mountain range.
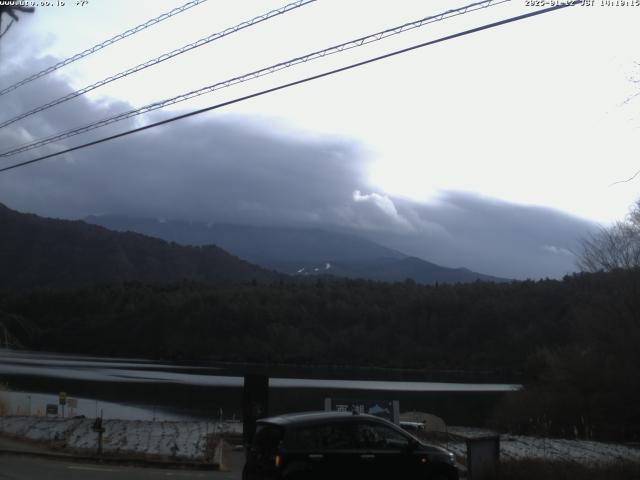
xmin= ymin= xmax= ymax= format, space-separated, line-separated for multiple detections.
xmin=0 ymin=202 xmax=506 ymax=288
xmin=85 ymin=215 xmax=507 ymax=284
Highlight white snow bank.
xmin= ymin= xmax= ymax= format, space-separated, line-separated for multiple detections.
xmin=445 ymin=427 xmax=640 ymax=466
xmin=3 ymin=416 xmax=637 ymax=466
xmin=0 ymin=416 xmax=242 ymax=460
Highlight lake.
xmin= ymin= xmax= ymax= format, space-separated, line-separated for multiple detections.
xmin=0 ymin=348 xmax=520 ymax=425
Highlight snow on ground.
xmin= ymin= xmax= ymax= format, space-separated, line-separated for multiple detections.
xmin=445 ymin=426 xmax=640 ymax=465
xmin=499 ymin=435 xmax=640 ymax=464
xmin=0 ymin=416 xmax=242 ymax=460
xmin=1 ymin=416 xmax=638 ymax=465
xmin=0 ymin=390 xmax=194 ymax=421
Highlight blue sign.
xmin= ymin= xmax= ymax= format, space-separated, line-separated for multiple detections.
xmin=325 ymin=397 xmax=399 ymax=423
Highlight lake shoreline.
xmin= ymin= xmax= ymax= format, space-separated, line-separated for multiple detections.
xmin=0 ymin=347 xmax=521 ymax=384
xmin=0 ymin=348 xmax=520 ymax=425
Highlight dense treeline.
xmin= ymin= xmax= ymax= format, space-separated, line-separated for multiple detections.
xmin=0 ymin=278 xmax=569 ymax=367
xmin=1 ymin=269 xmax=639 ymax=440
xmin=494 ymin=268 xmax=640 ymax=440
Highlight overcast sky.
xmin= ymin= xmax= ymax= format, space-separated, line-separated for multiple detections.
xmin=0 ymin=0 xmax=638 ymax=279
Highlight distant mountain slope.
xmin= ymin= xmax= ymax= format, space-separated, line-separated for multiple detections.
xmin=0 ymin=204 xmax=279 ymax=289
xmin=85 ymin=216 xmax=405 ymax=263
xmin=268 ymin=257 xmax=506 ymax=284
xmin=86 ymin=216 xmax=508 ymax=284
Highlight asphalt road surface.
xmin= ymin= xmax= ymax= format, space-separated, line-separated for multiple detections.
xmin=0 ymin=452 xmax=244 ymax=480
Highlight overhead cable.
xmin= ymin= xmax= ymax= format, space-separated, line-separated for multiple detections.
xmin=0 ymin=0 xmax=509 ymax=158
xmin=0 ymin=0 xmax=316 ymax=130
xmin=0 ymin=0 xmax=209 ymax=98
xmin=0 ymin=1 xmax=582 ymax=174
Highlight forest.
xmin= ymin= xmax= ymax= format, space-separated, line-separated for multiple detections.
xmin=1 ymin=267 xmax=639 ymax=441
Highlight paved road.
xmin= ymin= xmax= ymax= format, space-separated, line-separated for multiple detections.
xmin=0 ymin=453 xmax=243 ymax=480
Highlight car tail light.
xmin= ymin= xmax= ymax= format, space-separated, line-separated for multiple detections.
xmin=275 ymin=454 xmax=281 ymax=468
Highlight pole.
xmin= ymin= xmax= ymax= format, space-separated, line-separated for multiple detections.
xmin=97 ymin=409 xmax=104 ymax=455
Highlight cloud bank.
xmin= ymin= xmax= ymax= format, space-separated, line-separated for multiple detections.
xmin=0 ymin=53 xmax=596 ymax=279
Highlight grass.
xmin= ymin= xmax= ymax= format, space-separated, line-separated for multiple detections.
xmin=497 ymin=459 xmax=640 ymax=480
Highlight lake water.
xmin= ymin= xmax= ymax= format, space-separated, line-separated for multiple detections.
xmin=0 ymin=348 xmax=520 ymax=424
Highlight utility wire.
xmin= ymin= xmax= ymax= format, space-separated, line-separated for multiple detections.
xmin=0 ymin=0 xmax=509 ymax=159
xmin=0 ymin=1 xmax=582 ymax=175
xmin=0 ymin=0 xmax=316 ymax=130
xmin=0 ymin=0 xmax=208 ymax=98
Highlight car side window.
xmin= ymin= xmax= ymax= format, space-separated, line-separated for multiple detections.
xmin=253 ymin=424 xmax=284 ymax=452
xmin=295 ymin=423 xmax=359 ymax=451
xmin=295 ymin=425 xmax=322 ymax=450
xmin=357 ymin=423 xmax=410 ymax=450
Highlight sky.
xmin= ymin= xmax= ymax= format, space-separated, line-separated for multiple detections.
xmin=0 ymin=0 xmax=638 ymax=279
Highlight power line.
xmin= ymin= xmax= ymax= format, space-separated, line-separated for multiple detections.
xmin=0 ymin=0 xmax=510 ymax=159
xmin=0 ymin=0 xmax=208 ymax=98
xmin=0 ymin=0 xmax=316 ymax=130
xmin=0 ymin=1 xmax=582 ymax=175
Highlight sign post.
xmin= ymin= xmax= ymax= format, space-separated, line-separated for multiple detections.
xmin=92 ymin=410 xmax=105 ymax=456
xmin=58 ymin=392 xmax=67 ymax=418
xmin=67 ymin=398 xmax=78 ymax=417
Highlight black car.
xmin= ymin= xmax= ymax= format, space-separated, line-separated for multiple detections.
xmin=243 ymin=411 xmax=459 ymax=480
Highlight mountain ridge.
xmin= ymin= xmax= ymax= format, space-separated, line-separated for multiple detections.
xmin=0 ymin=203 xmax=279 ymax=289
xmin=85 ymin=215 xmax=406 ymax=262
xmin=85 ymin=214 xmax=508 ymax=284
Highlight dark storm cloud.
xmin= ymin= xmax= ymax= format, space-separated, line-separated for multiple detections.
xmin=1 ymin=114 xmax=370 ymax=223
xmin=0 ymin=51 xmax=366 ymax=222
xmin=0 ymin=58 xmax=372 ymax=225
xmin=0 ymin=52 xmax=596 ymax=279
xmin=0 ymin=50 xmax=138 ymax=166
xmin=363 ymin=193 xmax=596 ymax=279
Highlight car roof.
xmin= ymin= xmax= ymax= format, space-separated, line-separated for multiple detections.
xmin=257 ymin=411 xmax=391 ymax=427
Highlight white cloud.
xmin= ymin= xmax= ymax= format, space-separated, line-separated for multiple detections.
xmin=351 ymin=190 xmax=415 ymax=233
xmin=542 ymin=245 xmax=574 ymax=257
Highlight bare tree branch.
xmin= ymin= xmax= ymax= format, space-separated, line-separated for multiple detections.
xmin=610 ymin=169 xmax=640 ymax=186
xmin=0 ymin=19 xmax=13 ymax=40
xmin=578 ymin=200 xmax=640 ymax=272
xmin=0 ymin=6 xmax=34 ymax=41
